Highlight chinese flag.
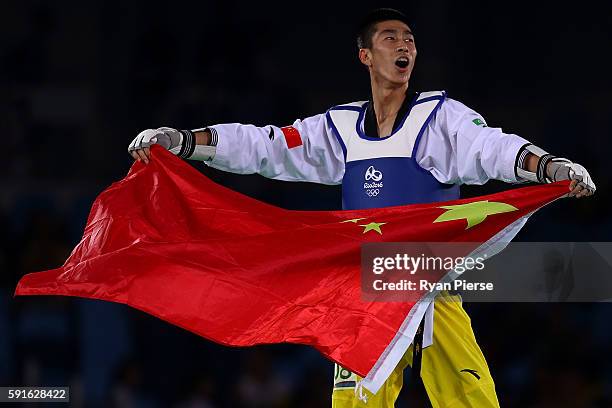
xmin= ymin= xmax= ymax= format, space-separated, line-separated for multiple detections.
xmin=15 ymin=147 xmax=569 ymax=393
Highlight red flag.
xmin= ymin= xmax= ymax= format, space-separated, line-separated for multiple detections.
xmin=15 ymin=146 xmax=569 ymax=393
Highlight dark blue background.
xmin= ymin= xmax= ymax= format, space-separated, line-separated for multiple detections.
xmin=2 ymin=1 xmax=611 ymax=406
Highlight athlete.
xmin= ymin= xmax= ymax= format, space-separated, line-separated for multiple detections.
xmin=127 ymin=8 xmax=595 ymax=407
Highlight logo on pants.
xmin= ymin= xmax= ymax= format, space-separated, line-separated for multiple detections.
xmin=333 ymin=363 xmax=357 ymax=389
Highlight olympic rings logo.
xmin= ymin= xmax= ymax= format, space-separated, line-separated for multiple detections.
xmin=366 ymin=189 xmax=380 ymax=197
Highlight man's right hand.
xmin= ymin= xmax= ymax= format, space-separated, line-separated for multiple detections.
xmin=128 ymin=127 xmax=182 ymax=164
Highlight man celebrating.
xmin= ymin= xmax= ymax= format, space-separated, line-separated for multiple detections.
xmin=128 ymin=8 xmax=595 ymax=407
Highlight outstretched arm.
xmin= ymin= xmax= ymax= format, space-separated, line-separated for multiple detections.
xmin=128 ymin=114 xmax=345 ymax=185
xmin=416 ymin=98 xmax=596 ymax=198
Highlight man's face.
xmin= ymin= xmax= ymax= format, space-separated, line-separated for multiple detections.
xmin=359 ymin=20 xmax=417 ymax=86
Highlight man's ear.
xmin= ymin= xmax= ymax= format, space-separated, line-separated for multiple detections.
xmin=358 ymin=48 xmax=372 ymax=67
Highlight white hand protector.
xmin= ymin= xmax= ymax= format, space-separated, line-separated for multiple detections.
xmin=515 ymin=144 xmax=596 ymax=195
xmin=547 ymin=158 xmax=596 ymax=194
xmin=128 ymin=127 xmax=183 ymax=153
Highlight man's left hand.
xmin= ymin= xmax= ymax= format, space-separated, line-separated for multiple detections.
xmin=547 ymin=159 xmax=596 ymax=198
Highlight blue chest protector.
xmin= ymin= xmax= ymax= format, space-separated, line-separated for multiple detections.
xmin=326 ymin=91 xmax=460 ymax=210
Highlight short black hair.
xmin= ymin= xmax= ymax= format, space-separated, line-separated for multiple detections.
xmin=356 ymin=8 xmax=411 ymax=49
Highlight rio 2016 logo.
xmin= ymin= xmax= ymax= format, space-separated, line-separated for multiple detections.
xmin=365 ymin=166 xmax=382 ymax=181
xmin=364 ymin=166 xmax=383 ymax=197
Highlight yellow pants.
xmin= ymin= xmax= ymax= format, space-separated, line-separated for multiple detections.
xmin=332 ymin=292 xmax=499 ymax=407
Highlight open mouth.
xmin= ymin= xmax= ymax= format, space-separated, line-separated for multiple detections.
xmin=395 ymin=57 xmax=409 ymax=69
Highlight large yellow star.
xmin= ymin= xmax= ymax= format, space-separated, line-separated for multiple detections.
xmin=359 ymin=222 xmax=386 ymax=235
xmin=434 ymin=200 xmax=518 ymax=229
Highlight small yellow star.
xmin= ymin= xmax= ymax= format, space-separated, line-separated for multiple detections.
xmin=341 ymin=218 xmax=367 ymax=224
xmin=359 ymin=222 xmax=386 ymax=235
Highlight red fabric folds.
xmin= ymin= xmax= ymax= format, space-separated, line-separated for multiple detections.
xmin=15 ymin=146 xmax=569 ymax=377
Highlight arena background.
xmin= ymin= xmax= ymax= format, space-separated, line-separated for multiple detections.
xmin=2 ymin=0 xmax=611 ymax=406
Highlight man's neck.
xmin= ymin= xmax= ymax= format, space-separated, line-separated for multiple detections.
xmin=370 ymin=79 xmax=409 ymax=136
